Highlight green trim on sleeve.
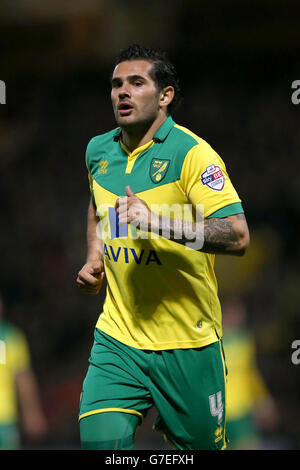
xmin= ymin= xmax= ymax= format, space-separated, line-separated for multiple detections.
xmin=207 ymin=202 xmax=244 ymax=219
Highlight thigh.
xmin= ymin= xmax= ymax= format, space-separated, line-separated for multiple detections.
xmin=151 ymin=340 xmax=227 ymax=450
xmin=79 ymin=329 xmax=152 ymax=423
xmin=80 ymin=411 xmax=140 ymax=450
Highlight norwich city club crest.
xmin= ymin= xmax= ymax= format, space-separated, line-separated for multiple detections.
xmin=150 ymin=158 xmax=170 ymax=184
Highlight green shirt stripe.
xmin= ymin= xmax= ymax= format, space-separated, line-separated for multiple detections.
xmin=207 ymin=202 xmax=244 ymax=219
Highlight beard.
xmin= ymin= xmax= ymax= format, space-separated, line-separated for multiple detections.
xmin=114 ymin=108 xmax=159 ymax=135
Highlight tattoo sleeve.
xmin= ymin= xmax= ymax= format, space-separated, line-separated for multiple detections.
xmin=201 ymin=214 xmax=244 ymax=254
xmin=151 ymin=212 xmax=247 ymax=255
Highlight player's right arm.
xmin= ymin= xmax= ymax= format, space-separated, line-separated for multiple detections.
xmin=76 ymin=197 xmax=105 ymax=294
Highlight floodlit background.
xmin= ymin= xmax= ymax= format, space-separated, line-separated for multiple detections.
xmin=0 ymin=0 xmax=299 ymax=450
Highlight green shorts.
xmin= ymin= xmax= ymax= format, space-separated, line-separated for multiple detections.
xmin=0 ymin=423 xmax=20 ymax=450
xmin=79 ymin=328 xmax=227 ymax=450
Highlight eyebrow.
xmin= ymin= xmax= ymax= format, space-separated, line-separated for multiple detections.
xmin=111 ymin=74 xmax=147 ymax=85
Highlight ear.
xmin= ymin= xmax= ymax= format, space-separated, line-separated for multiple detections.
xmin=159 ymin=86 xmax=175 ymax=109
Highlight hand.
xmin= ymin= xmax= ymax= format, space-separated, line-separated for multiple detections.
xmin=115 ymin=185 xmax=151 ymax=230
xmin=76 ymin=260 xmax=105 ymax=294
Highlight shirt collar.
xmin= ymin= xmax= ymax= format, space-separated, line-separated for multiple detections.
xmin=153 ymin=115 xmax=175 ymax=142
xmin=113 ymin=127 xmax=122 ymax=141
xmin=113 ymin=115 xmax=175 ymax=143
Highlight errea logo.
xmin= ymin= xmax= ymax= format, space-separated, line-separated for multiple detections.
xmin=98 ymin=160 xmax=108 ymax=174
xmin=214 ymin=426 xmax=223 ymax=443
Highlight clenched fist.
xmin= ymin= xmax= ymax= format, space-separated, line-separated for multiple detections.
xmin=76 ymin=260 xmax=105 ymax=295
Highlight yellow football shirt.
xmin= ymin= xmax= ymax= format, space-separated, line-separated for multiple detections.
xmin=0 ymin=321 xmax=31 ymax=423
xmin=86 ymin=116 xmax=243 ymax=350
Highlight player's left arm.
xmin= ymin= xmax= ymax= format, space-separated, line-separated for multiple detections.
xmin=115 ymin=186 xmax=250 ymax=256
xmin=152 ymin=211 xmax=249 ymax=256
xmin=200 ymin=213 xmax=250 ymax=255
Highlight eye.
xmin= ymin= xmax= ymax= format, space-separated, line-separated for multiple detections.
xmin=112 ymin=80 xmax=122 ymax=89
xmin=134 ymin=81 xmax=143 ymax=87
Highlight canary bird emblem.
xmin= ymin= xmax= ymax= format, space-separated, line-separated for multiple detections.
xmin=150 ymin=159 xmax=170 ymax=183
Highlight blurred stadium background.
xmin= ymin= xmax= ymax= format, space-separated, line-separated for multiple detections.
xmin=0 ymin=0 xmax=299 ymax=450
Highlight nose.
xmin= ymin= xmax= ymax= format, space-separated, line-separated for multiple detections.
xmin=119 ymin=92 xmax=130 ymax=100
xmin=118 ymin=83 xmax=131 ymax=99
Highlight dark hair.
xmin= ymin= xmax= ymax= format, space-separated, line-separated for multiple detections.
xmin=113 ymin=43 xmax=182 ymax=114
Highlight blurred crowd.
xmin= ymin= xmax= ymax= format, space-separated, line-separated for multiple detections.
xmin=0 ymin=0 xmax=299 ymax=450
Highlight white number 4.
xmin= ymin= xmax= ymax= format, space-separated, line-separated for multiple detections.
xmin=209 ymin=391 xmax=223 ymax=424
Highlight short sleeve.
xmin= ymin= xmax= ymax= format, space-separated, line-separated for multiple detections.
xmin=10 ymin=330 xmax=31 ymax=375
xmin=87 ymin=167 xmax=95 ymax=200
xmin=180 ymin=141 xmax=242 ymax=218
xmin=86 ymin=138 xmax=95 ymax=200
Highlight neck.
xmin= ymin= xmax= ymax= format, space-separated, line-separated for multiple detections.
xmin=121 ymin=112 xmax=167 ymax=152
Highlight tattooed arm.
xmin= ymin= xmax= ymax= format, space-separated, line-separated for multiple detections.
xmin=116 ymin=186 xmax=250 ymax=256
xmin=201 ymin=213 xmax=250 ymax=255
xmin=152 ymin=212 xmax=250 ymax=256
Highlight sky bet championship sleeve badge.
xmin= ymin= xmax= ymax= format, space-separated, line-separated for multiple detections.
xmin=201 ymin=164 xmax=225 ymax=191
xmin=150 ymin=158 xmax=170 ymax=183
